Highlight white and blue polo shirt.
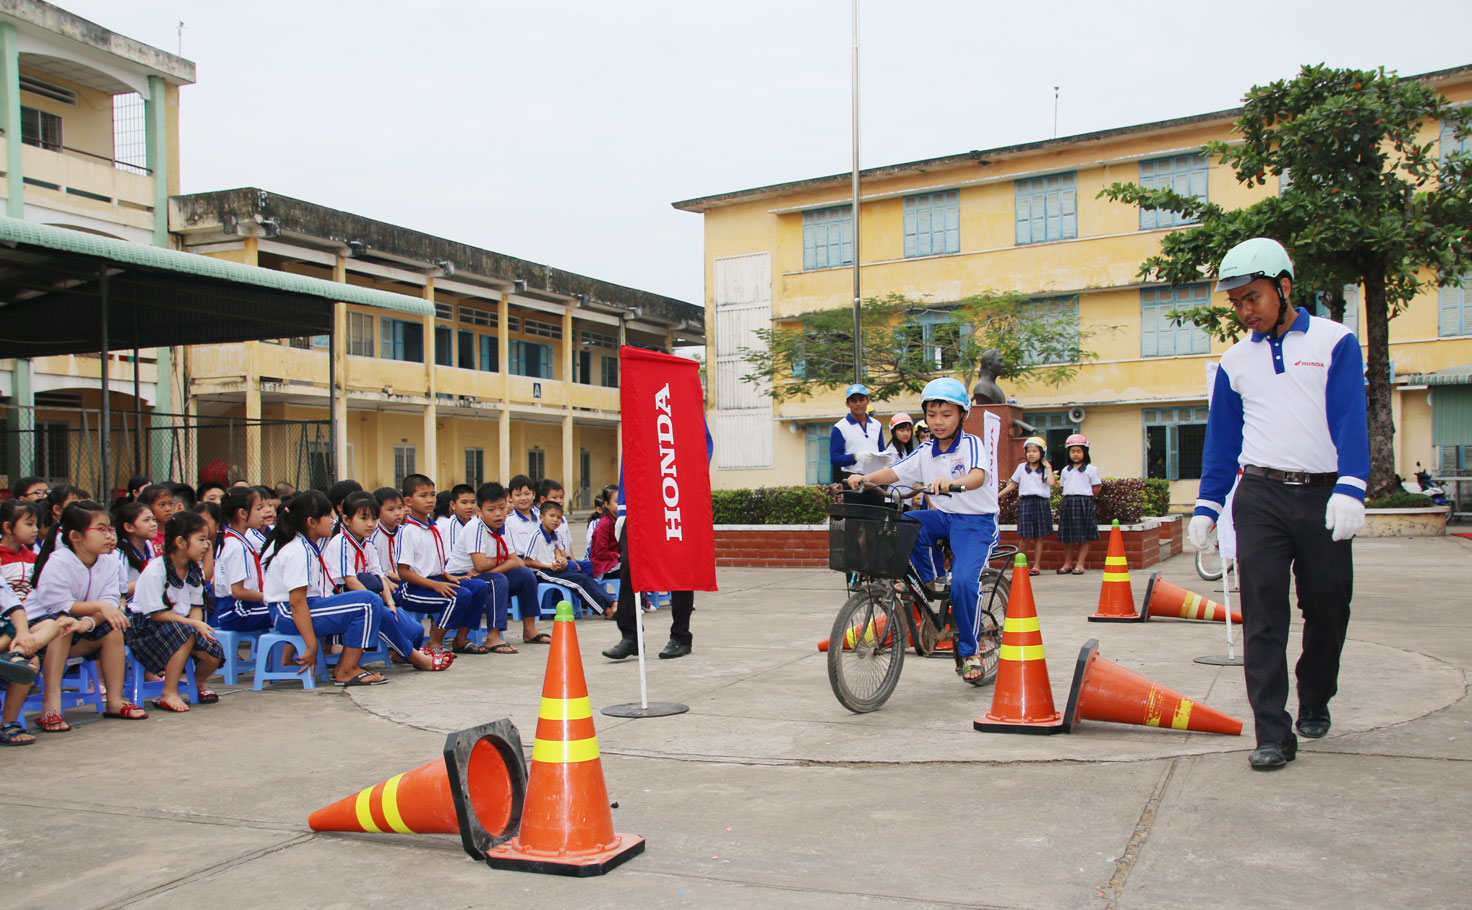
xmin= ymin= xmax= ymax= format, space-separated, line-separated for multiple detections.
xmin=1195 ymin=307 xmax=1369 ymax=520
xmin=889 ymin=432 xmax=998 ymax=515
xmin=830 ymin=413 xmax=886 ymax=474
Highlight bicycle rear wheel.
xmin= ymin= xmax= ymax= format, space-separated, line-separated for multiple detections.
xmin=971 ymin=571 xmax=1010 ymax=686
xmin=827 ymin=584 xmax=907 ymax=713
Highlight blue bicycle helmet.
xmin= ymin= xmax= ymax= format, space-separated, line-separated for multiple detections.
xmin=920 ymin=377 xmax=969 ymax=413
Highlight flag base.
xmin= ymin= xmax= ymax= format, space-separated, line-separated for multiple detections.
xmin=601 ymin=702 xmax=689 ymax=718
xmin=1193 ymin=655 xmax=1244 ymax=666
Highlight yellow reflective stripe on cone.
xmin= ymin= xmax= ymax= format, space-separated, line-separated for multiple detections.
xmin=539 ymin=696 xmax=593 ymax=721
xmin=1003 ymin=616 xmax=1040 ymax=634
xmin=532 ymin=736 xmax=601 ymax=764
xmin=380 ymin=773 xmax=413 ymax=834
xmin=1171 ymin=700 xmax=1194 ymax=730
xmin=1101 ymin=572 xmax=1131 ymax=582
xmin=1181 ymin=593 xmax=1201 ymax=618
xmin=354 ymin=786 xmax=383 ymax=833
xmin=999 ymin=644 xmax=1045 ymax=661
xmin=1105 ymin=556 xmax=1128 ymax=566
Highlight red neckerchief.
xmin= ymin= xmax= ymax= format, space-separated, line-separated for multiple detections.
xmin=489 ymin=524 xmax=509 ymax=562
xmin=342 ymin=531 xmax=369 ymax=574
xmin=224 ymin=528 xmax=262 ymax=587
xmin=302 ymin=536 xmax=334 ymax=596
xmin=405 ymin=515 xmax=445 ymax=569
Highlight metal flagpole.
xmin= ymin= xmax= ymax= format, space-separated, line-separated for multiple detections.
xmin=1195 ymin=556 xmax=1243 ymax=667
xmin=849 ymin=0 xmax=862 ymax=384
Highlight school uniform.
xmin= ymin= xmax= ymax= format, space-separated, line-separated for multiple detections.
xmin=1 ymin=574 xmax=23 ymax=639
xmin=370 ymin=524 xmax=401 ymax=582
xmin=112 ymin=540 xmax=155 ymax=602
xmin=24 ymin=547 xmax=120 ymax=644
xmin=1010 ymin=463 xmax=1054 ymax=538
xmin=446 ymin=516 xmax=528 ymax=628
xmin=523 ymin=525 xmax=614 ymax=614
xmin=504 ymin=507 xmax=541 ymax=559
xmin=889 ymin=432 xmax=999 ymax=660
xmin=555 ymin=516 xmax=594 ymax=576
xmin=583 ymin=515 xmax=600 ymax=561
xmin=263 ymin=535 xmax=381 ymax=651
xmin=393 ymin=516 xmax=490 ymax=632
xmin=324 ymin=529 xmax=427 ymax=658
xmin=214 ymin=529 xmax=270 ymax=631
xmin=0 ymin=544 xmax=37 ymax=601
xmin=124 ymin=557 xmax=225 ymax=674
xmin=1057 ymin=464 xmax=1102 ymax=542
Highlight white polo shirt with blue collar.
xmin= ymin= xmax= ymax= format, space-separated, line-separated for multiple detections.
xmin=830 ymin=413 xmax=886 ymax=474
xmin=1195 ymin=307 xmax=1369 ymax=520
xmin=889 ymin=432 xmax=998 ymax=515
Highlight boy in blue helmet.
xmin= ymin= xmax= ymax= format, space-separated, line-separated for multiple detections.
xmin=848 ymin=377 xmax=999 ymax=683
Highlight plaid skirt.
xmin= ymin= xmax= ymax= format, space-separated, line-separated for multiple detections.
xmin=125 ymin=614 xmax=225 ymax=674
xmin=1016 ymin=495 xmax=1054 ymax=538
xmin=1057 ymin=495 xmax=1100 ymax=543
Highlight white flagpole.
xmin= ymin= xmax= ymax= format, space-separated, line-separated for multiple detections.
xmin=634 ymin=596 xmax=649 ymax=710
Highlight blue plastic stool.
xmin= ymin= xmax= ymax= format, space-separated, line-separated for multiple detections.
xmin=327 ymin=636 xmax=393 ymax=669
xmin=645 ymin=591 xmax=670 ymax=610
xmin=124 ymin=647 xmax=199 ymax=704
xmin=602 ymin=577 xmax=621 ymax=599
xmin=0 ymin=656 xmax=105 ymax=731
xmin=210 ymin=628 xmax=260 ymax=685
xmin=537 ymin=582 xmax=578 ymax=618
xmin=251 ymin=633 xmax=328 ymax=690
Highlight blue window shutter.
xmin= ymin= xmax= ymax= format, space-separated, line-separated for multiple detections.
xmin=1442 ymin=278 xmax=1469 ymax=336
xmin=380 ymin=317 xmax=392 ymax=359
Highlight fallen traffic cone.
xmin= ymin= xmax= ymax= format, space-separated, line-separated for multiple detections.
xmin=1088 ymin=519 xmax=1139 ymax=622
xmin=974 ymin=555 xmax=1064 ymax=735
xmin=308 ymin=718 xmax=528 ymax=860
xmin=485 ymin=602 xmax=645 ymax=876
xmin=817 ymin=612 xmax=891 ymax=652
xmin=1062 ymin=639 xmax=1242 ymax=735
xmin=1141 ymin=573 xmax=1242 ymax=623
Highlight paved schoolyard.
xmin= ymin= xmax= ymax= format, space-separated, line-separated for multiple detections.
xmin=5 ymin=535 xmax=1469 ymax=909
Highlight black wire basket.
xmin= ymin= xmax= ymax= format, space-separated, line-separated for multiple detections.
xmin=828 ymin=502 xmax=920 ymax=579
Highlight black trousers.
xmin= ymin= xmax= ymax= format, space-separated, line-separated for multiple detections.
xmin=614 ymin=527 xmax=694 ymax=645
xmin=1233 ymin=474 xmax=1353 ymax=744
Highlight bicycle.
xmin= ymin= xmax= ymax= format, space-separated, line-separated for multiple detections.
xmin=1194 ymin=523 xmax=1225 ymax=581
xmin=825 ymin=481 xmax=1016 ymax=714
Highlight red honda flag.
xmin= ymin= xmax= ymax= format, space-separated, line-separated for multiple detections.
xmin=620 ymin=346 xmax=717 ymax=592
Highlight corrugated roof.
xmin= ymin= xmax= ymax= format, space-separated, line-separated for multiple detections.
xmin=1401 ymin=363 xmax=1472 ymax=386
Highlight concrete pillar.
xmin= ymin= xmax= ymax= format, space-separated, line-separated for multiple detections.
xmin=144 ymin=76 xmax=169 ymax=248
xmin=10 ymin=357 xmax=32 ymax=477
xmin=332 ymin=256 xmax=349 ymax=479
xmin=499 ymin=290 xmax=512 ymax=476
xmin=499 ymin=409 xmax=511 ymax=480
xmin=0 ymin=22 xmax=21 ymax=217
xmin=242 ymin=238 xmax=262 ymax=482
xmin=561 ymin=306 xmax=574 ymax=485
xmin=422 ymin=278 xmax=438 ymax=480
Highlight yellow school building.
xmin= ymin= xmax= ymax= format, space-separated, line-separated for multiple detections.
xmin=675 ymin=64 xmax=1472 ymax=507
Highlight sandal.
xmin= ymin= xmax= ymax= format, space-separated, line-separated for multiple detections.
xmin=197 ymin=689 xmax=219 ymax=704
xmin=103 ymin=702 xmax=149 ymax=720
xmin=957 ymin=655 xmax=985 ymax=683
xmin=0 ymin=650 xmax=37 ymax=686
xmin=37 ymin=709 xmax=72 ymax=732
xmin=522 ymin=632 xmax=552 ymax=645
xmin=1055 ymin=567 xmax=1071 ymax=575
xmin=1028 ymin=568 xmax=1040 ymax=577
xmin=487 ymin=642 xmax=518 ymax=654
xmin=451 ymin=641 xmax=491 ymax=655
xmin=415 ymin=650 xmax=454 ymax=671
xmin=1072 ymin=568 xmax=1086 ymax=575
xmin=335 ymin=670 xmax=388 ymax=687
xmin=152 ymin=697 xmax=190 ymax=713
xmin=0 ymin=720 xmax=35 ymax=745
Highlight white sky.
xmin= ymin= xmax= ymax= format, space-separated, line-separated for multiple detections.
xmin=57 ymin=1 xmax=1472 ymax=305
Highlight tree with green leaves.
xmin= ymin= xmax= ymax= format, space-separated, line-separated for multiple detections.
xmin=739 ymin=291 xmax=1106 ymax=405
xmin=1100 ymin=64 xmax=1472 ymax=493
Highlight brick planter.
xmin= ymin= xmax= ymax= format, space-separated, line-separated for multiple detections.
xmin=1000 ymin=520 xmax=1168 ymax=572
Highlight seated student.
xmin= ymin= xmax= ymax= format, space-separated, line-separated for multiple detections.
xmin=522 ymin=500 xmax=615 ymax=616
xmin=123 ymin=512 xmax=225 ymax=711
xmin=1 ymin=574 xmax=53 ymax=745
xmin=168 ymin=482 xmax=198 ymax=512
xmin=323 ymin=491 xmax=450 ymax=672
xmin=436 ymin=484 xmax=477 ymax=552
xmin=197 ymin=481 xmax=227 ymax=506
xmin=189 ymin=500 xmax=220 ymax=597
xmin=274 ymin=481 xmax=296 ymax=500
xmin=504 ymin=475 xmax=541 ymax=558
xmin=249 ymin=485 xmax=278 ymax=550
xmin=326 ymin=479 xmax=365 ymax=535
xmin=370 ymin=487 xmax=405 ymax=591
xmin=39 ymin=485 xmax=89 ymax=554
xmin=112 ymin=502 xmax=158 ymax=602
xmin=590 ymin=493 xmax=621 ymax=580
xmin=0 ymin=500 xmax=40 ymax=600
xmin=393 ymin=474 xmax=491 ymax=655
xmin=447 ymin=482 xmax=546 ymax=648
xmin=137 ymin=483 xmax=178 ymax=552
xmin=214 ymin=486 xmax=272 ymax=632
xmin=585 ymin=494 xmax=604 ymax=562
xmin=537 ymin=479 xmax=594 ymax=576
xmin=25 ymin=500 xmax=149 ymax=728
xmin=262 ymin=491 xmax=387 ymax=687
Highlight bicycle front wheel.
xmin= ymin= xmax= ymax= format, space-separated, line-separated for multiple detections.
xmin=1195 ymin=529 xmax=1224 ymax=581
xmin=970 ymin=571 xmax=1010 ymax=686
xmin=827 ymin=584 xmax=907 ymax=713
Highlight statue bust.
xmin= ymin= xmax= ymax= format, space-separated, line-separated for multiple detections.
xmin=971 ymin=349 xmax=1007 ymax=405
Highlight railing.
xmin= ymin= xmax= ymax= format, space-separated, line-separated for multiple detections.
xmin=0 ymin=127 xmax=153 ymax=175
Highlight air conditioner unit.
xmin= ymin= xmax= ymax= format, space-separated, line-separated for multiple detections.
xmin=1068 ymin=406 xmax=1087 ymax=424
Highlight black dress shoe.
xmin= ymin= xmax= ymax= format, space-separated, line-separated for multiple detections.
xmin=657 ymin=639 xmax=692 ymax=659
xmin=1248 ymin=739 xmax=1297 ymax=770
xmin=1296 ymin=708 xmax=1331 ymax=739
xmin=601 ymin=638 xmax=639 ymax=660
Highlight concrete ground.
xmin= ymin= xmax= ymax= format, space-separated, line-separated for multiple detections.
xmin=5 ymin=535 xmax=1469 ymax=909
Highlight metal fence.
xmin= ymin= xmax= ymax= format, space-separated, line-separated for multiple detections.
xmin=0 ymin=404 xmax=332 ymax=498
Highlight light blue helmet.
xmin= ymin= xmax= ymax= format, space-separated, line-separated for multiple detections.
xmin=920 ymin=377 xmax=969 ymax=413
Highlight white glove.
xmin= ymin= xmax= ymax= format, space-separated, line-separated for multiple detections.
xmin=1324 ymin=493 xmax=1365 ymax=542
xmin=1188 ymin=515 xmax=1215 ymax=552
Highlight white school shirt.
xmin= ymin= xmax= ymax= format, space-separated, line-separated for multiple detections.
xmin=583 ymin=515 xmax=600 ymax=559
xmin=505 ymin=509 xmax=541 ymax=559
xmin=128 ymin=557 xmax=203 ymax=617
xmin=555 ymin=515 xmax=574 ymax=556
xmin=214 ymin=529 xmax=263 ymax=598
xmin=0 ymin=573 xmax=21 ymax=615
xmin=1059 ymin=464 xmax=1102 ymax=496
xmin=263 ymin=536 xmax=332 ymax=603
xmin=247 ymin=527 xmax=269 ymax=550
xmin=522 ymin=525 xmax=563 ymax=566
xmin=370 ymin=524 xmax=402 ymax=577
xmin=434 ymin=515 xmax=457 ymax=551
xmin=398 ymin=517 xmax=448 ymax=578
xmin=112 ymin=540 xmax=156 ymax=599
xmin=889 ymin=432 xmax=998 ymax=515
xmin=23 ymin=546 xmax=121 ymax=621
xmin=446 ymin=515 xmax=490 ymax=575
xmin=322 ymin=531 xmax=383 ymax=588
xmin=1010 ymin=463 xmax=1053 ymax=498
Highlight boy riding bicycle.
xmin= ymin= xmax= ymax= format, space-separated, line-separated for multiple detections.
xmin=847 ymin=378 xmax=999 ymax=682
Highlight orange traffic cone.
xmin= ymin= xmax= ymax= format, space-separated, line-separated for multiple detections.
xmin=974 ymin=555 xmax=1064 ymax=735
xmin=1141 ymin=573 xmax=1243 ymax=623
xmin=1062 ymin=639 xmax=1242 ymax=735
xmin=308 ymin=719 xmax=528 ymax=860
xmin=817 ymin=613 xmax=891 ymax=652
xmin=1088 ymin=520 xmax=1139 ymax=622
xmin=485 ymin=602 xmax=645 ymax=876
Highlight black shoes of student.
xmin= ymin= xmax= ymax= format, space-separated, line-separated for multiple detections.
xmin=602 ymin=638 xmax=638 ymax=660
xmin=658 ymin=639 xmax=692 ymax=660
xmin=1248 ymin=739 xmax=1297 ymax=770
xmin=1295 ymin=707 xmax=1332 ymax=739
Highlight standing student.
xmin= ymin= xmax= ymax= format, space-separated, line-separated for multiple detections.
xmin=521 ymin=501 xmax=615 ymax=616
xmin=262 ymin=491 xmax=387 ymax=687
xmin=446 ymin=483 xmax=536 ymax=651
xmin=214 ymin=486 xmax=272 ymax=632
xmin=111 ymin=501 xmax=158 ymax=601
xmin=1056 ymin=434 xmax=1102 ymax=575
xmin=124 ymin=512 xmax=225 ymax=711
xmin=504 ymin=475 xmax=541 ymax=557
xmin=197 ymin=482 xmax=227 ymax=506
xmin=0 ymin=500 xmax=40 ymax=600
xmin=324 ymin=492 xmax=451 ymax=672
xmin=1001 ymin=436 xmax=1055 ymax=576
xmin=394 ymin=474 xmax=492 ymax=654
xmin=884 ymin=413 xmax=917 ymax=460
xmin=25 ymin=501 xmax=149 ymax=728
